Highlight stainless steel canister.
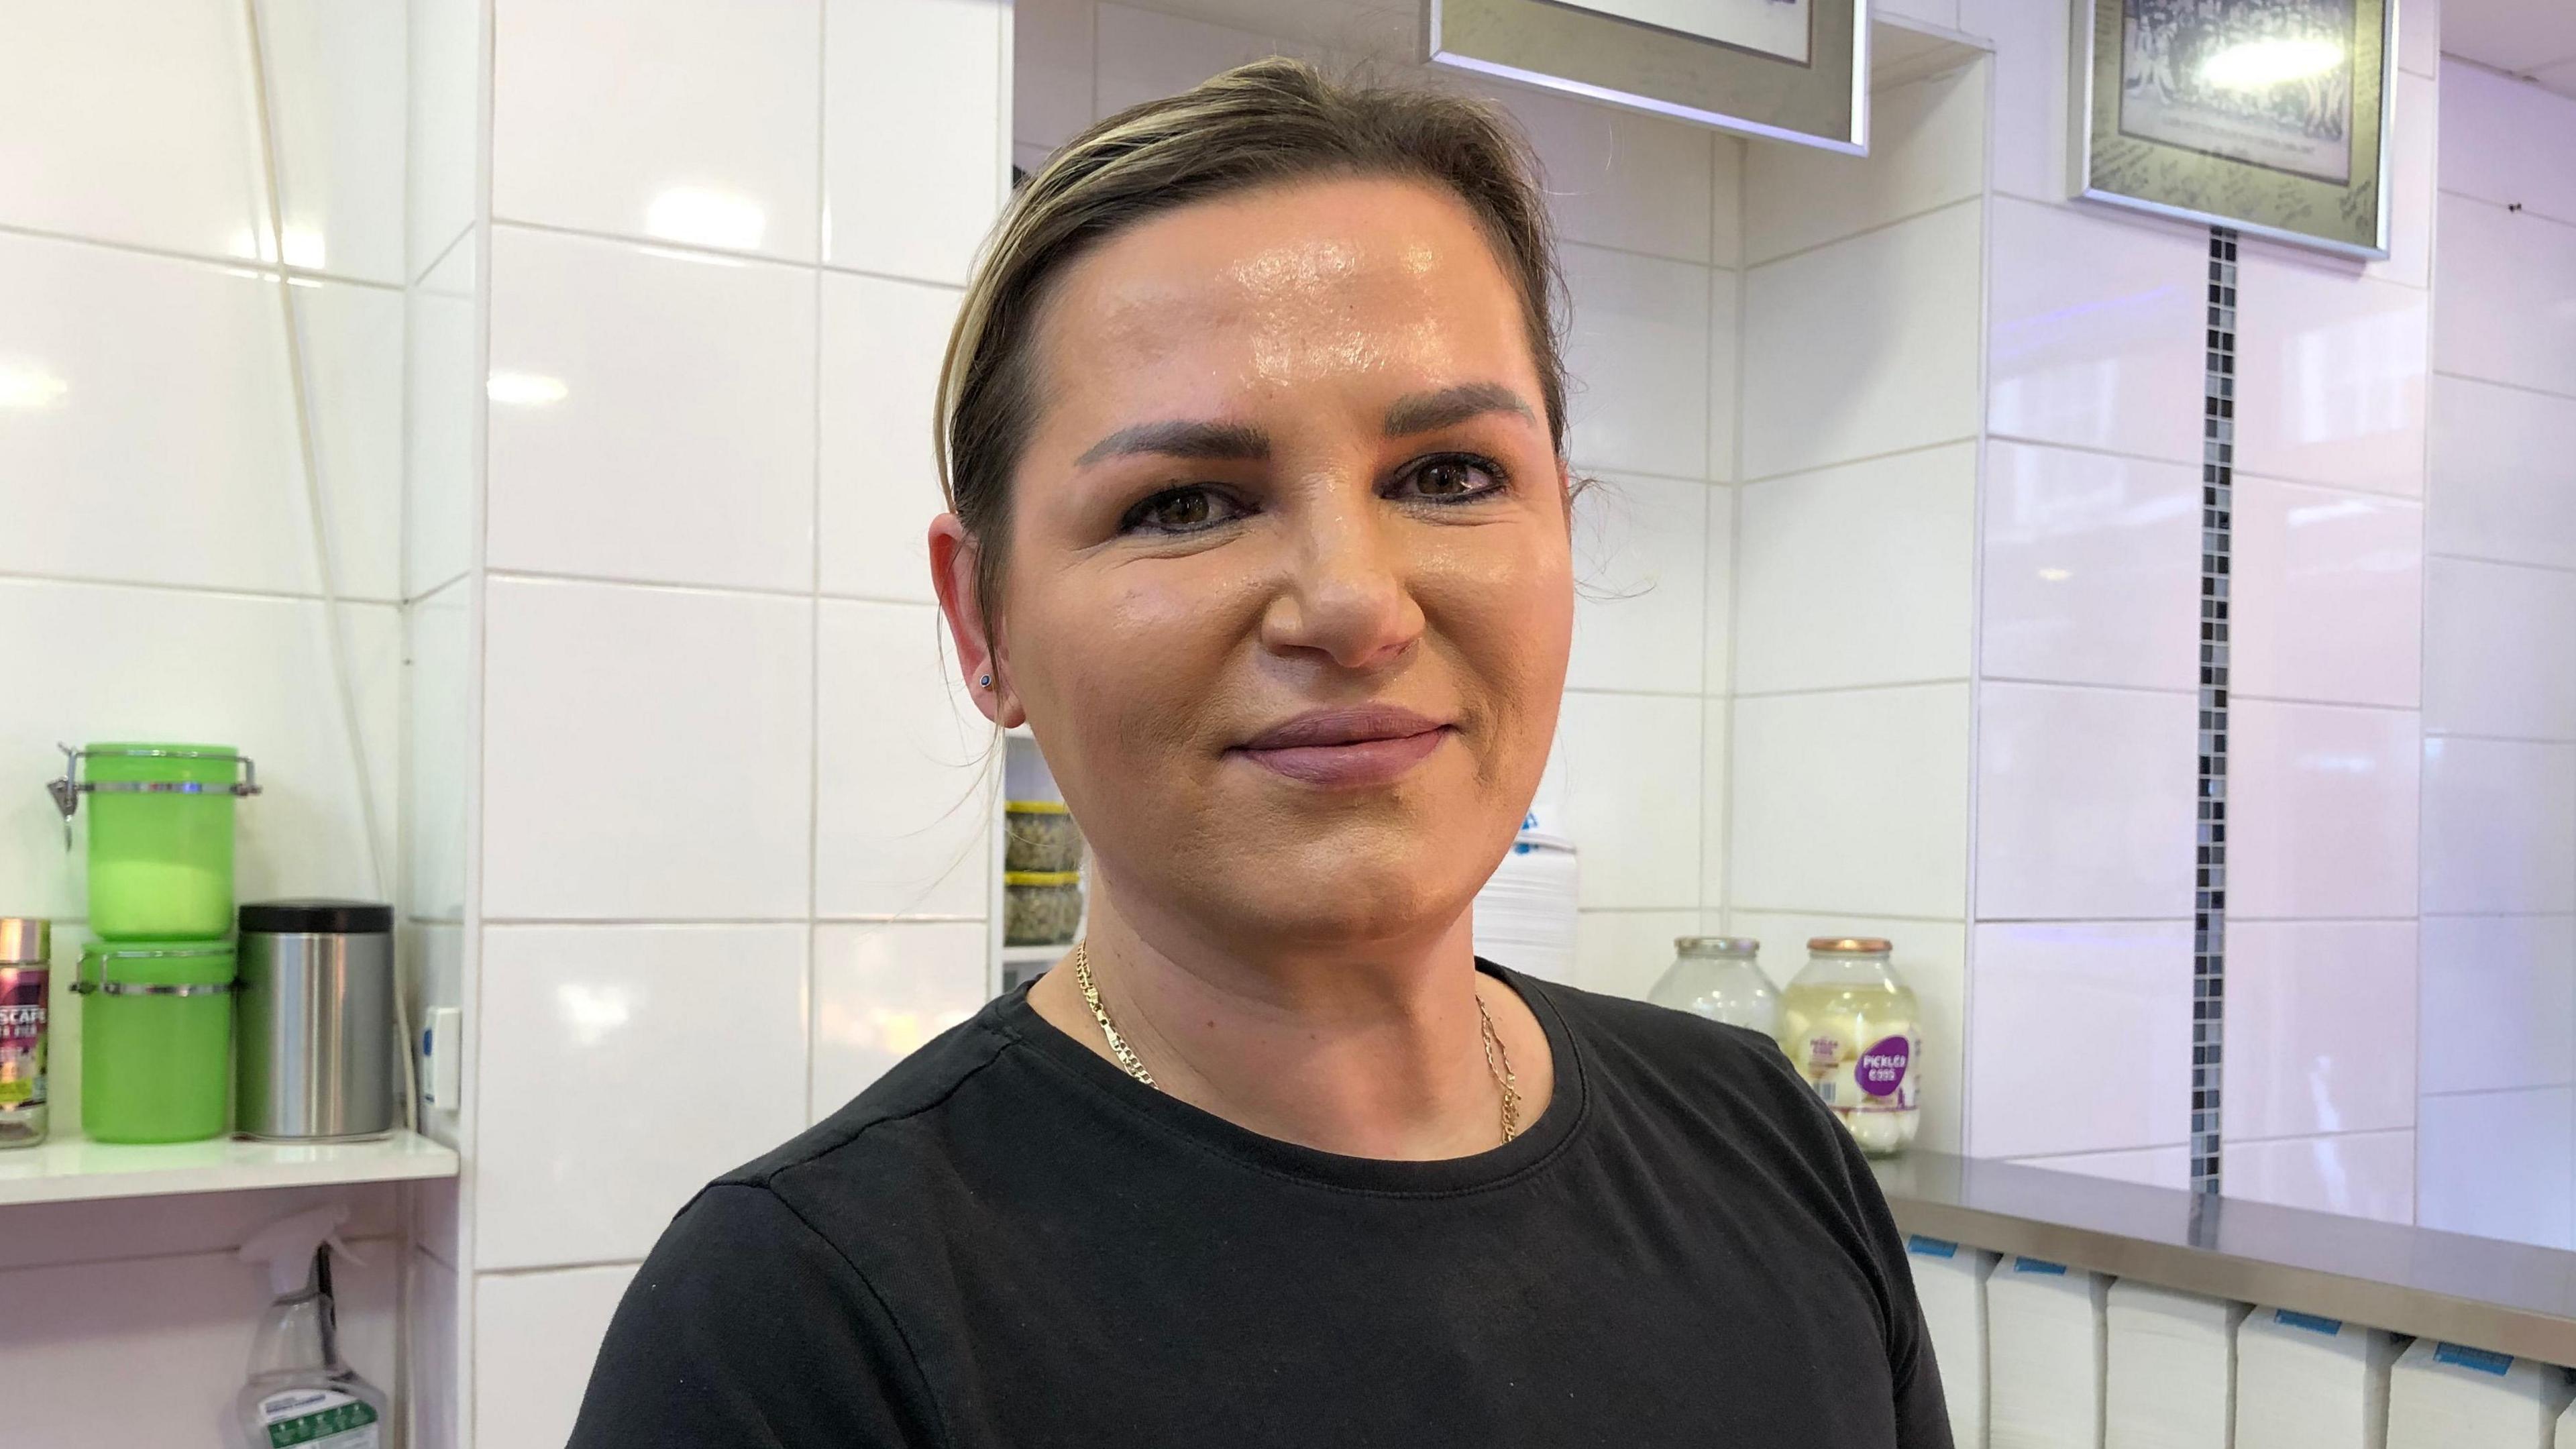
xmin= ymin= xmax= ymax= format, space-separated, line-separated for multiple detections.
xmin=235 ymin=900 xmax=395 ymax=1141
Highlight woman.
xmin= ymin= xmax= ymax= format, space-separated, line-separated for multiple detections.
xmin=571 ymin=59 xmax=1949 ymax=1448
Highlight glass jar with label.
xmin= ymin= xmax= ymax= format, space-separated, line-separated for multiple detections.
xmin=1646 ymin=936 xmax=1782 ymax=1040
xmin=1775 ymin=936 xmax=1920 ymax=1156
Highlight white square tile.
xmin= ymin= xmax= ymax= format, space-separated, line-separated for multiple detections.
xmin=474 ymin=1263 xmax=639 ymax=1449
xmin=1707 ymin=274 xmax=1740 ymax=481
xmin=1980 ymin=441 xmax=2202 ymax=691
xmin=1743 ymin=63 xmax=1984 ymax=265
xmin=2426 ymin=376 xmax=2576 ymax=572
xmin=0 ymin=581 xmax=401 ymax=924
xmin=493 ymin=0 xmax=821 ymax=260
xmin=1726 ymin=910 xmax=1966 ymax=1154
xmin=1573 ymin=909 xmax=1702 ymax=1003
xmin=1733 ymin=442 xmax=1976 ymax=693
xmin=2227 ymin=700 xmax=2422 ymax=920
xmin=0 ymin=0 xmax=261 ymax=259
xmin=2230 ymin=477 xmax=2424 ymax=708
xmin=1091 ymin=1 xmax=1315 ymax=118
xmin=408 ymin=1251 xmax=460 ymax=1449
xmin=1558 ymin=690 xmax=1703 ymax=910
xmin=2420 ymin=737 xmax=2576 ymax=914
xmin=2222 ymin=1131 xmax=2415 ymax=1225
xmin=2420 ymin=914 xmax=2576 ymax=1096
xmin=1743 ymin=201 xmax=1982 ymax=479
xmin=1562 ymin=243 xmax=1711 ymax=481
xmin=405 ymin=579 xmax=472 ymax=924
xmin=2233 ymin=265 xmax=2428 ymax=498
xmin=486 ymin=226 xmax=817 ymax=591
xmin=2433 ymin=193 xmax=2576 ymax=397
xmin=1731 ymin=684 xmax=1971 ymax=918
xmin=2224 ymin=920 xmax=2416 ymax=1141
xmin=1988 ymin=197 xmax=2207 ymax=466
xmin=2006 ymin=1146 xmax=2192 ymax=1191
xmin=2438 ymin=60 xmax=2576 ymax=227
xmin=2422 ymin=555 xmax=2576 ymax=740
xmin=1874 ymin=0 xmax=1959 ymax=29
xmin=1567 ymin=473 xmax=1710 ymax=694
xmin=819 ymin=272 xmax=962 ymax=603
xmin=295 ymin=278 xmax=408 ymax=602
xmin=406 ymin=240 xmax=479 ymax=598
xmin=1968 ymin=920 xmax=2195 ymax=1158
xmin=261 ymin=0 xmax=409 ymax=284
xmin=1704 ymin=486 xmax=1735 ymax=693
xmin=1701 ymin=698 xmax=1728 ymax=912
xmin=0 ymin=234 xmax=335 ymax=596
xmin=1959 ymin=0 xmax=2069 ymax=205
xmin=1014 ymin=0 xmax=1094 ymax=150
xmin=1711 ymin=140 xmax=1744 ymax=270
xmin=825 ymin=0 xmax=1008 ymax=284
xmin=1974 ymin=683 xmax=2198 ymax=921
xmin=1481 ymin=78 xmax=1715 ymax=264
xmin=2417 ymin=1087 xmax=2575 ymax=1248
xmin=478 ymin=924 xmax=808 ymax=1269
xmin=482 ymin=578 xmax=815 ymax=920
xmin=812 ymin=920 xmax=989 ymax=1116
xmin=2396 ymin=0 xmax=2440 ymax=78
xmin=815 ymin=600 xmax=994 ymax=918
xmin=408 ymin=0 xmax=480 ymax=278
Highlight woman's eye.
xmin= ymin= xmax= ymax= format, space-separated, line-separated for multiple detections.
xmin=1122 ymin=485 xmax=1242 ymax=535
xmin=1396 ymin=454 xmax=1507 ymax=502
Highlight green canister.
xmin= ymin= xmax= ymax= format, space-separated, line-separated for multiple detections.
xmin=75 ymin=941 xmax=235 ymax=1143
xmin=48 ymin=743 xmax=260 ymax=941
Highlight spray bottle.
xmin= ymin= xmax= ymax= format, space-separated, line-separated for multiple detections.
xmin=234 ymin=1205 xmax=389 ymax=1448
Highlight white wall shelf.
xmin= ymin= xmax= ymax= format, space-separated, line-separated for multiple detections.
xmin=0 ymin=1129 xmax=458 ymax=1208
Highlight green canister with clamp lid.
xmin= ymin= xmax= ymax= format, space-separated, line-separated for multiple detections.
xmin=48 ymin=742 xmax=260 ymax=941
xmin=76 ymin=941 xmax=235 ymax=1142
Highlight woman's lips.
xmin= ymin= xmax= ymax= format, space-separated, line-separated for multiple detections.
xmin=1232 ymin=705 xmax=1455 ymax=788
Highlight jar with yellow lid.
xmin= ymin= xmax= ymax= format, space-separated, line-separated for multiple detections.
xmin=1004 ymin=871 xmax=1083 ymax=947
xmin=1776 ymin=936 xmax=1920 ymax=1156
xmin=1004 ymin=800 xmax=1083 ymax=873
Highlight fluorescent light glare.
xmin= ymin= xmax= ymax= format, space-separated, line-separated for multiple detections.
xmin=2037 ymin=567 xmax=2072 ymax=583
xmin=486 ymin=371 xmax=569 ymax=407
xmin=645 ymin=187 xmax=767 ymax=252
xmin=0 ymin=365 xmax=68 ymax=409
xmin=2201 ymin=37 xmax=2344 ymax=91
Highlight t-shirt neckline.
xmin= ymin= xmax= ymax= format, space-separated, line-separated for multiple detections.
xmin=994 ymin=957 xmax=1589 ymax=1196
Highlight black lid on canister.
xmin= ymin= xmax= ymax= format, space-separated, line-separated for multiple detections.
xmin=238 ymin=900 xmax=394 ymax=935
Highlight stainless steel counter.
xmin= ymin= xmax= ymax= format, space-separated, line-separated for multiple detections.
xmin=1872 ymin=1152 xmax=2576 ymax=1366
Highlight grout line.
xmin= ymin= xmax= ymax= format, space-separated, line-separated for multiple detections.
xmin=1982 ymin=431 xmax=2202 ymax=472
xmin=0 ymin=568 xmax=402 ymax=609
xmin=1738 ymin=434 xmax=1982 ymax=488
xmin=2426 ymin=369 xmax=2576 ymax=407
xmin=1559 ymin=233 xmax=1739 ymax=273
xmin=807 ymin=0 xmax=829 ymax=1131
xmin=2424 ymin=729 xmax=2576 ymax=747
xmin=475 ymin=1256 xmax=648 ymax=1279
xmin=2224 ymin=691 xmax=2422 ymax=714
xmin=1731 ymin=677 xmax=1973 ymax=700
xmin=1737 ymin=193 xmax=1984 ymax=274
xmin=1733 ymin=910 xmax=1974 ymax=926
xmin=411 ymin=223 xmax=475 ymax=290
xmin=1979 ymin=675 xmax=2199 ymax=699
xmin=2420 ymin=549 xmax=2576 ymax=578
xmin=488 ymin=212 xmax=977 ymax=297
xmin=0 ymin=218 xmax=408 ymax=291
xmin=2222 ymin=1126 xmax=2419 ymax=1146
xmin=482 ymin=915 xmax=990 ymax=928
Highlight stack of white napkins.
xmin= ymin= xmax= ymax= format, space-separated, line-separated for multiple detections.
xmin=2387 ymin=1338 xmax=2573 ymax=1449
xmin=2104 ymin=1281 xmax=2247 ymax=1448
xmin=1906 ymin=1236 xmax=1996 ymax=1449
xmin=1988 ymin=1255 xmax=2109 ymax=1448
xmin=2233 ymin=1305 xmax=2400 ymax=1448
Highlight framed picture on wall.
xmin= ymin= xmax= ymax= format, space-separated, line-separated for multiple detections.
xmin=2074 ymin=0 xmax=2395 ymax=257
xmin=1427 ymin=0 xmax=1869 ymax=154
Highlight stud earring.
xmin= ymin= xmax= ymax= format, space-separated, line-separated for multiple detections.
xmin=977 ymin=673 xmax=993 ymax=689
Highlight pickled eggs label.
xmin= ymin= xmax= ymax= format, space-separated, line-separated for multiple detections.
xmin=1856 ymin=1036 xmax=1911 ymax=1097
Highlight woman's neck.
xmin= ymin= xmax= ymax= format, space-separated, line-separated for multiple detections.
xmin=1024 ymin=875 xmax=1555 ymax=1160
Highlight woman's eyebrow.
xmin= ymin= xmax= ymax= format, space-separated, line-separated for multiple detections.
xmin=1075 ymin=419 xmax=1270 ymax=468
xmin=1382 ymin=382 xmax=1535 ymax=436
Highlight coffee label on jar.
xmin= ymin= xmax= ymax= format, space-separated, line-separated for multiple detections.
xmin=0 ymin=967 xmax=44 ymax=1110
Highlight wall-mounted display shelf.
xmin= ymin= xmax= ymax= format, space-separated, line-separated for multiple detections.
xmin=0 ymin=1129 xmax=458 ymax=1208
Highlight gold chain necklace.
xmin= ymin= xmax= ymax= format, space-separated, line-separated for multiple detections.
xmin=1071 ymin=940 xmax=1523 ymax=1144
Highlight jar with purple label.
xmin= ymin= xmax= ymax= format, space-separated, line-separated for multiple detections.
xmin=1774 ymin=936 xmax=1919 ymax=1156
xmin=0 ymin=918 xmax=50 ymax=1148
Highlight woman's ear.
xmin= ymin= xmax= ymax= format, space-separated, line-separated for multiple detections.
xmin=928 ymin=514 xmax=1025 ymax=728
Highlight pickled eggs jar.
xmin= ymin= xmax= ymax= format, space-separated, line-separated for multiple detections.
xmin=1775 ymin=937 xmax=1920 ymax=1156
xmin=1647 ymin=936 xmax=1782 ymax=1040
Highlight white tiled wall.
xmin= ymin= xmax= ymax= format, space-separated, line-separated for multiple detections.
xmin=2416 ymin=60 xmax=2576 ymax=1250
xmin=0 ymin=1 xmax=423 ymax=1437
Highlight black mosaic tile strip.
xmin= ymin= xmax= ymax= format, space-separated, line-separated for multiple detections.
xmin=2195 ymin=227 xmax=2237 ymax=1195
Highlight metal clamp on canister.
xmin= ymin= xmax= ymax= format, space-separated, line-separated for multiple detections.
xmin=48 ymin=742 xmax=262 ymax=829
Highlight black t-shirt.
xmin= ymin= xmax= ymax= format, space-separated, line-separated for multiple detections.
xmin=570 ymin=962 xmax=1952 ymax=1448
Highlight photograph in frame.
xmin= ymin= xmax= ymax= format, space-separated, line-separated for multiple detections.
xmin=1427 ymin=0 xmax=1867 ymax=154
xmin=2074 ymin=0 xmax=2393 ymax=257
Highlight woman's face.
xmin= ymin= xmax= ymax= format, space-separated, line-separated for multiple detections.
xmin=951 ymin=174 xmax=1573 ymax=953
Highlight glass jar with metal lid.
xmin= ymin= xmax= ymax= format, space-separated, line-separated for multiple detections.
xmin=1647 ymin=936 xmax=1782 ymax=1040
xmin=1776 ymin=936 xmax=1920 ymax=1156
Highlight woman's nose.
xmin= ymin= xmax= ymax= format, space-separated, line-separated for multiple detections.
xmin=1259 ymin=490 xmax=1425 ymax=672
